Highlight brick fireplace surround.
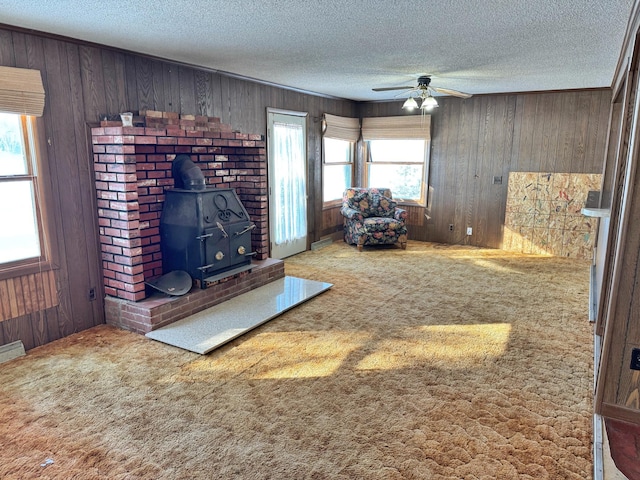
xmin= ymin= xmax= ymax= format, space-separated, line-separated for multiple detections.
xmin=91 ymin=110 xmax=283 ymax=333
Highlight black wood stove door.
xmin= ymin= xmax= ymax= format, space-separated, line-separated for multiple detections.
xmin=202 ymin=226 xmax=231 ymax=274
xmin=228 ymin=222 xmax=254 ymax=266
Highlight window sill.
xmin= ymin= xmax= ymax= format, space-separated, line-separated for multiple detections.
xmin=397 ymin=201 xmax=426 ymax=208
xmin=0 ymin=259 xmax=57 ymax=281
xmin=322 ymin=201 xmax=343 ymax=210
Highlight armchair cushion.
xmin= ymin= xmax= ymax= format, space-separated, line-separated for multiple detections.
xmin=341 ymin=187 xmax=408 ymax=251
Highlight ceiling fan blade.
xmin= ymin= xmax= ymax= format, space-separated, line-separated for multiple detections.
xmin=431 ymin=87 xmax=472 ymax=99
xmin=372 ymin=85 xmax=415 ymax=92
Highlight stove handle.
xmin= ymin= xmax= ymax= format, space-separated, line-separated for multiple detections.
xmin=236 ymin=246 xmax=257 ymax=257
xmin=197 ymin=263 xmax=217 ymax=271
xmin=234 ymin=224 xmax=256 ymax=236
xmin=196 ymin=233 xmax=213 ymax=241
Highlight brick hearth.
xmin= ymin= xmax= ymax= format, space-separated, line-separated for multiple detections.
xmin=104 ymin=258 xmax=284 ymax=334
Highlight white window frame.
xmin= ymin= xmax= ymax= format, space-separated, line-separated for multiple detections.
xmin=321 ymin=113 xmax=360 ymax=208
xmin=361 ymin=116 xmax=431 ymax=207
xmin=322 ymin=137 xmax=355 ymax=207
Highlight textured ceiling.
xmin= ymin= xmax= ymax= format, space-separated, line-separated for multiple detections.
xmin=0 ymin=0 xmax=635 ymax=101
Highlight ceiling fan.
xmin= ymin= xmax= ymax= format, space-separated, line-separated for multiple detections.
xmin=373 ymin=75 xmax=472 ymax=111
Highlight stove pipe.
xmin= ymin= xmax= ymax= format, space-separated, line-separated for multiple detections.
xmin=171 ymin=154 xmax=206 ymax=190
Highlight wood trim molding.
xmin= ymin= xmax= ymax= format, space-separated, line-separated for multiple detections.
xmin=612 ymin=1 xmax=640 ymax=93
xmin=600 ymin=402 xmax=640 ymax=425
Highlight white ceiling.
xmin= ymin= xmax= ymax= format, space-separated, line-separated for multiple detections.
xmin=0 ymin=0 xmax=635 ymax=101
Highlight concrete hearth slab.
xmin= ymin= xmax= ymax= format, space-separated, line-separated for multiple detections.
xmin=145 ymin=276 xmax=332 ymax=354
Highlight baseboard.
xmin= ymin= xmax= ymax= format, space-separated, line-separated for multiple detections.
xmin=594 ymin=413 xmax=604 ymax=480
xmin=311 ymin=236 xmax=336 ymax=251
xmin=0 ymin=341 xmax=26 ymax=365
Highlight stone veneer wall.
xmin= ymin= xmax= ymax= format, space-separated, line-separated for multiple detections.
xmin=91 ymin=110 xmax=268 ymax=301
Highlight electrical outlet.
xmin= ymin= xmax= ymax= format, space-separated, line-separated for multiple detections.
xmin=449 ymin=224 xmax=454 ymax=231
xmin=631 ymin=348 xmax=640 ymax=370
xmin=466 ymin=227 xmax=473 ymax=236
xmin=88 ymin=287 xmax=96 ymax=301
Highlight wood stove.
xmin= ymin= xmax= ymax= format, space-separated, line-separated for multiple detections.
xmin=160 ymin=156 xmax=255 ymax=288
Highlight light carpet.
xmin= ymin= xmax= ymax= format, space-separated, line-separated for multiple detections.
xmin=0 ymin=241 xmax=594 ymax=479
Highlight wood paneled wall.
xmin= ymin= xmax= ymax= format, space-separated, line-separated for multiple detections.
xmin=0 ymin=24 xmax=612 ymax=350
xmin=358 ymin=90 xmax=611 ymax=247
xmin=0 ymin=26 xmax=356 ymax=350
xmin=0 ymin=270 xmax=58 ymax=322
xmin=595 ymin=2 xmax=640 ymax=427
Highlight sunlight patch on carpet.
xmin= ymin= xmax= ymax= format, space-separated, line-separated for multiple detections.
xmin=356 ymin=323 xmax=512 ymax=371
xmin=470 ymin=259 xmax=526 ymax=274
xmin=179 ymin=331 xmax=372 ymax=379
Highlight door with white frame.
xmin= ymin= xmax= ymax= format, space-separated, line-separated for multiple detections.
xmin=267 ymin=109 xmax=308 ymax=259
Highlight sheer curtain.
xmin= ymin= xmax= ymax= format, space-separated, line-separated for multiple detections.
xmin=273 ymin=121 xmax=307 ymax=245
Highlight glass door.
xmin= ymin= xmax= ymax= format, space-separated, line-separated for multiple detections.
xmin=267 ymin=109 xmax=308 ymax=259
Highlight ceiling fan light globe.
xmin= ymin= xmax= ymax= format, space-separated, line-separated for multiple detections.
xmin=402 ymin=97 xmax=419 ymax=110
xmin=421 ymin=96 xmax=438 ymax=110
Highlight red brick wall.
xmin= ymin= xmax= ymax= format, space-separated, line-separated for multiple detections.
xmin=91 ymin=110 xmax=268 ymax=301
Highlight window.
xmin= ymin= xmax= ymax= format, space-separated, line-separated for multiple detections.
xmin=322 ymin=113 xmax=359 ymax=206
xmin=0 ymin=112 xmax=46 ymax=269
xmin=366 ymin=139 xmax=427 ymax=203
xmin=362 ymin=115 xmax=431 ymax=206
xmin=323 ymin=137 xmax=354 ymax=204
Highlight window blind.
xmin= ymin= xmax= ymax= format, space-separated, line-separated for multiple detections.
xmin=0 ymin=66 xmax=45 ymax=117
xmin=323 ymin=113 xmax=360 ymax=142
xmin=361 ymin=115 xmax=430 ymax=140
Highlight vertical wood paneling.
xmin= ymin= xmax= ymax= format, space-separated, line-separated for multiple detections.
xmin=569 ymin=91 xmax=592 ymax=173
xmin=582 ymin=90 xmax=604 ymax=173
xmin=135 ymin=56 xmax=155 ymax=110
xmin=0 ymin=272 xmax=58 ymax=322
xmin=78 ymin=45 xmax=107 ymax=120
xmin=151 ymin=59 xmax=167 ymax=112
xmin=101 ymin=49 xmax=127 ymax=115
xmin=178 ymin=65 xmax=196 ymax=114
xmin=514 ymin=94 xmax=537 ymax=170
xmin=1 ymin=313 xmax=34 ymax=350
xmin=43 ymin=39 xmax=81 ymax=337
xmin=476 ymin=96 xmax=511 ymax=246
xmin=218 ymin=74 xmax=231 ymax=125
xmin=0 ymin=29 xmax=16 ymax=65
xmin=164 ymin=62 xmax=181 ymax=113
xmin=209 ymin=73 xmax=224 ymax=119
xmin=539 ymin=93 xmax=561 ymax=172
xmin=30 ymin=310 xmax=49 ymax=347
xmin=65 ymin=42 xmax=104 ymax=331
xmin=0 ymin=24 xmax=609 ymax=350
xmin=466 ymin=97 xmax=483 ymax=243
xmin=123 ymin=54 xmax=139 ymax=109
xmin=437 ymin=102 xmax=453 ymax=243
xmin=593 ymin=89 xmax=614 ymax=173
xmin=558 ymin=92 xmax=578 ymax=173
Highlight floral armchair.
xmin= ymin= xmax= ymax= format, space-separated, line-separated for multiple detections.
xmin=341 ymin=187 xmax=408 ymax=251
